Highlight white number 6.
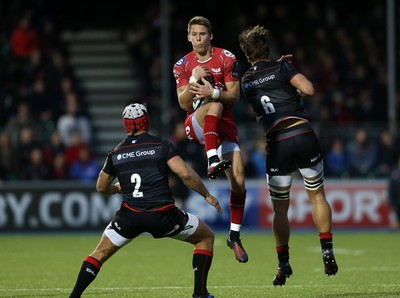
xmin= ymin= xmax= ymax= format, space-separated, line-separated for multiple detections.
xmin=261 ymin=95 xmax=275 ymax=114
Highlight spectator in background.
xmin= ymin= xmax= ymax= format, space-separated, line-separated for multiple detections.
xmin=0 ymin=131 xmax=18 ymax=181
xmin=249 ymin=138 xmax=267 ymax=178
xmin=169 ymin=123 xmax=199 ymax=208
xmin=239 ymin=145 xmax=258 ymax=179
xmin=69 ymin=145 xmax=100 ymax=183
xmin=25 ymin=75 xmax=55 ymax=122
xmin=49 ymin=152 xmax=69 ymax=180
xmin=20 ymin=147 xmax=49 ymax=180
xmin=10 ymin=12 xmax=39 ymax=58
xmin=375 ymin=130 xmax=398 ymax=178
xmin=15 ymin=127 xmax=40 ymax=178
xmin=5 ymin=101 xmax=37 ymax=147
xmin=43 ymin=130 xmax=66 ymax=165
xmin=324 ymin=137 xmax=349 ymax=178
xmin=170 ymin=122 xmax=207 ymax=177
xmin=388 ymin=157 xmax=400 ymax=231
xmin=64 ymin=131 xmax=88 ymax=169
xmin=346 ymin=127 xmax=377 ymax=178
xmin=57 ymin=93 xmax=91 ymax=146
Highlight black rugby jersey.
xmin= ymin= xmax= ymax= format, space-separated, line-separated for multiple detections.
xmin=102 ymin=132 xmax=178 ymax=211
xmin=241 ymin=60 xmax=308 ymax=134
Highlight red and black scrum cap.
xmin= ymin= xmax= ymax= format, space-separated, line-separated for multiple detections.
xmin=122 ymin=103 xmax=149 ymax=134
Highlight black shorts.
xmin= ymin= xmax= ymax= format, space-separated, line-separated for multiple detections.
xmin=107 ymin=205 xmax=189 ymax=239
xmin=266 ymin=123 xmax=322 ymax=176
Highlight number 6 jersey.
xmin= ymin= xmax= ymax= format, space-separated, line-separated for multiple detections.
xmin=241 ymin=60 xmax=308 ymax=135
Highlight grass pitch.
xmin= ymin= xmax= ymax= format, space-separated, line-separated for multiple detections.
xmin=0 ymin=231 xmax=399 ymax=297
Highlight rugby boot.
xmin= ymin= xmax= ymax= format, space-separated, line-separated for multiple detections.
xmin=273 ymin=262 xmax=293 ymax=286
xmin=323 ymin=249 xmax=338 ymax=276
xmin=207 ymin=159 xmax=231 ymax=180
xmin=226 ymin=237 xmax=248 ymax=263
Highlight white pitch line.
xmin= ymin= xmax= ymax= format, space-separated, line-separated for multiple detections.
xmin=2 ymin=283 xmax=400 ymax=292
xmin=307 ymin=246 xmax=365 ymax=256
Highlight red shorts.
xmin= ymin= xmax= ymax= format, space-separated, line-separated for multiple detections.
xmin=184 ymin=111 xmax=239 ymax=146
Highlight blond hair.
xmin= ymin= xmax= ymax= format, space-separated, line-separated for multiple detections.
xmin=238 ymin=25 xmax=271 ymax=63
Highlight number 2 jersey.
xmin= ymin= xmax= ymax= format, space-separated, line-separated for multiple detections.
xmin=240 ymin=60 xmax=308 ymax=135
xmin=102 ymin=132 xmax=178 ymax=211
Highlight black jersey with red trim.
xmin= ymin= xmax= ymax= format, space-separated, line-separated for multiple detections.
xmin=102 ymin=132 xmax=178 ymax=211
xmin=241 ymin=60 xmax=308 ymax=134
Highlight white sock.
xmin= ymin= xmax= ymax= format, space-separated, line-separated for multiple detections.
xmin=230 ymin=223 xmax=241 ymax=231
xmin=206 ymin=149 xmax=218 ymax=159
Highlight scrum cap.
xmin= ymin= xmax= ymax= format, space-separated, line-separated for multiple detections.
xmin=122 ymin=103 xmax=149 ymax=134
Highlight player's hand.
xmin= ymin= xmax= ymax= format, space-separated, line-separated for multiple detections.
xmin=189 ymin=78 xmax=214 ymax=99
xmin=113 ymin=181 xmax=122 ymax=193
xmin=191 ymin=65 xmax=211 ymax=81
xmin=277 ymin=54 xmax=293 ymax=62
xmin=205 ymin=194 xmax=222 ymax=213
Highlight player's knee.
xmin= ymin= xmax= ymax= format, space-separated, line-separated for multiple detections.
xmin=209 ymin=101 xmax=223 ymax=110
xmin=230 ymin=175 xmax=245 ymax=193
xmin=269 ymin=186 xmax=290 ymax=201
xmin=207 ymin=101 xmax=223 ymax=116
xmin=200 ymin=228 xmax=214 ymax=250
xmin=303 ymin=173 xmax=324 ymax=191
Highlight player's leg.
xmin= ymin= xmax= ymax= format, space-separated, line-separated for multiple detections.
xmin=195 ymin=102 xmax=231 ymax=179
xmin=268 ymin=174 xmax=293 ymax=286
xmin=69 ymin=232 xmax=122 ymax=298
xmin=221 ymin=146 xmax=248 ymax=263
xmin=70 ymin=207 xmax=137 ymax=298
xmin=299 ymin=162 xmax=338 ymax=276
xmin=171 ymin=213 xmax=215 ymax=298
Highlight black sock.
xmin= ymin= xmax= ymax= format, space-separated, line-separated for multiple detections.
xmin=320 ymin=238 xmax=333 ymax=251
xmin=70 ymin=256 xmax=102 ymax=298
xmin=192 ymin=250 xmax=213 ymax=297
xmin=229 ymin=230 xmax=240 ymax=241
xmin=208 ymin=155 xmax=219 ymax=166
xmin=276 ymin=245 xmax=289 ymax=264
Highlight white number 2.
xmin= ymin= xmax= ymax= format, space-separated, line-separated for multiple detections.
xmin=260 ymin=95 xmax=275 ymax=114
xmin=131 ymin=173 xmax=144 ymax=197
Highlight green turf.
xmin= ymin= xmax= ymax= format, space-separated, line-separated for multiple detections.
xmin=0 ymin=231 xmax=399 ymax=297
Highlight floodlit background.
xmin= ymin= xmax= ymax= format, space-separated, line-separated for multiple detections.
xmin=1 ymin=1 xmax=400 ymax=297
xmin=0 ymin=0 xmax=399 ymax=230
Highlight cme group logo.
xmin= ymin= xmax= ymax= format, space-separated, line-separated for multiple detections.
xmin=116 ymin=150 xmax=156 ymax=160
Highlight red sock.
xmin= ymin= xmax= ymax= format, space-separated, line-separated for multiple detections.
xmin=319 ymin=232 xmax=333 ymax=240
xmin=319 ymin=232 xmax=333 ymax=250
xmin=230 ymin=190 xmax=246 ymax=224
xmin=203 ymin=115 xmax=219 ymax=154
xmin=276 ymin=245 xmax=289 ymax=263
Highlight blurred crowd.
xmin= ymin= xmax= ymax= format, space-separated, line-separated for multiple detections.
xmin=0 ymin=0 xmax=400 ymax=184
xmin=0 ymin=3 xmax=97 ymax=182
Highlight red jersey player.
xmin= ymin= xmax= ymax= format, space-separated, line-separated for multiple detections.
xmin=173 ymin=16 xmax=248 ymax=263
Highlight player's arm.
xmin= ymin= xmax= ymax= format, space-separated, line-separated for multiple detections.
xmin=177 ymin=84 xmax=194 ymax=111
xmin=290 ymin=73 xmax=315 ymax=96
xmin=167 ymin=155 xmax=222 ymax=213
xmin=176 ymin=65 xmax=211 ymax=111
xmin=96 ymin=170 xmax=121 ymax=195
xmin=219 ymin=80 xmax=240 ymax=105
